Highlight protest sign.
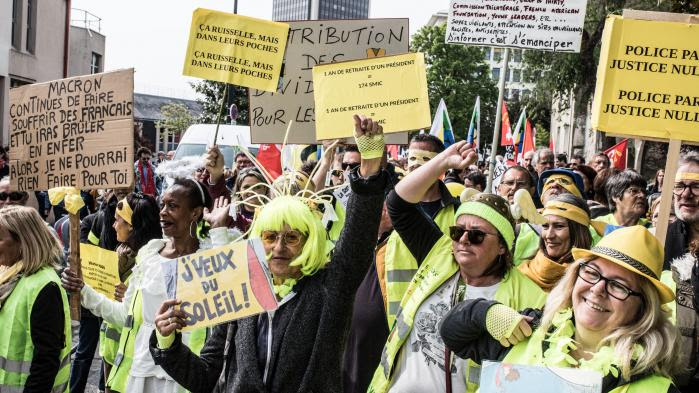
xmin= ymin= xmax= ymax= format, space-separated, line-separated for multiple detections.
xmin=80 ymin=244 xmax=120 ymax=301
xmin=183 ymin=8 xmax=289 ymax=92
xmin=446 ymin=0 xmax=588 ymax=52
xmin=8 ymin=69 xmax=134 ymax=191
xmin=312 ymin=52 xmax=431 ymax=140
xmin=169 ymin=240 xmax=278 ymax=331
xmin=591 ymin=15 xmax=699 ymax=142
xmin=249 ymin=19 xmax=410 ymax=144
xmin=479 ymin=361 xmax=602 ymax=392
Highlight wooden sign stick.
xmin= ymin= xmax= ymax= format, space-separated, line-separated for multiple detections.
xmin=69 ymin=213 xmax=82 ymax=321
xmin=655 ymin=139 xmax=681 ymax=245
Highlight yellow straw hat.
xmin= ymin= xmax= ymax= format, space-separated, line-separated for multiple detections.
xmin=571 ymin=225 xmax=673 ymax=303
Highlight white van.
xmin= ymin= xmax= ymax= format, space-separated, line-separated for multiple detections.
xmin=173 ymin=124 xmax=259 ymax=168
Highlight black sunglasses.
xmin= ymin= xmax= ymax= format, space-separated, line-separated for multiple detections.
xmin=0 ymin=192 xmax=26 ymax=201
xmin=448 ymin=226 xmax=496 ymax=245
xmin=331 ymin=169 xmax=343 ymax=177
xmin=342 ymin=162 xmax=360 ymax=170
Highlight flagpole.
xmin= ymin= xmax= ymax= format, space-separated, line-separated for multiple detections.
xmin=486 ymin=48 xmax=509 ymax=192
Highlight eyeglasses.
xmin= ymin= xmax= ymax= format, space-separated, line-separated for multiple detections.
xmin=331 ymin=169 xmax=343 ymax=177
xmin=577 ymin=262 xmax=643 ymax=301
xmin=673 ymin=182 xmax=699 ymax=197
xmin=342 ymin=162 xmax=360 ymax=171
xmin=448 ymin=226 xmax=497 ymax=245
xmin=0 ymin=192 xmax=26 ymax=201
xmin=501 ymin=180 xmax=529 ymax=188
xmin=260 ymin=230 xmax=306 ymax=247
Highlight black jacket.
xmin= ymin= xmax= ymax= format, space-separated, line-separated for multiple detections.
xmin=665 ymin=219 xmax=691 ymax=270
xmin=149 ymin=169 xmax=388 ymax=393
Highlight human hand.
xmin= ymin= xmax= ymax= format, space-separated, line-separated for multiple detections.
xmin=203 ymin=196 xmax=231 ymax=229
xmin=61 ymin=267 xmax=84 ymax=292
xmin=204 ymin=145 xmax=225 ymax=183
xmin=485 ymin=304 xmax=533 ymax=348
xmin=352 ymin=114 xmax=384 ymax=178
xmin=440 ymin=141 xmax=478 ymax=172
xmin=114 ymin=283 xmax=127 ymax=302
xmin=154 ymin=299 xmax=187 ymax=337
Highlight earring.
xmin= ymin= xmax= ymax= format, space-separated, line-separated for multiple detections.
xmin=189 ymin=220 xmax=197 ymax=239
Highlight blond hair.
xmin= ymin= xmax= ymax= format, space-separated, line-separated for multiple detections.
xmin=541 ymin=259 xmax=683 ymax=381
xmin=0 ymin=205 xmax=63 ymax=275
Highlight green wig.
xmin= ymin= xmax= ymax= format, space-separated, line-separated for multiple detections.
xmin=250 ymin=195 xmax=333 ymax=277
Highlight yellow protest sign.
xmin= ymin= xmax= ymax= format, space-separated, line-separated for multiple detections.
xmin=171 ymin=240 xmax=278 ymax=331
xmin=80 ymin=244 xmax=120 ymax=301
xmin=591 ymin=15 xmax=699 ymax=142
xmin=312 ymin=52 xmax=431 ymax=140
xmin=183 ymin=8 xmax=289 ymax=92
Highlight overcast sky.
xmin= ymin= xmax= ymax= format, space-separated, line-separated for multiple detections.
xmin=70 ymin=0 xmax=449 ymax=99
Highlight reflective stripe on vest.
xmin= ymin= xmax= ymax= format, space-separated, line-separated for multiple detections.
xmin=0 ymin=356 xmax=31 ymax=374
xmin=369 ymin=236 xmax=547 ymax=393
xmin=384 ymin=205 xmax=455 ymax=328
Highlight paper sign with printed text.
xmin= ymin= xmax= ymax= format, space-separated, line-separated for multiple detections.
xmin=312 ymin=52 xmax=431 ymax=140
xmin=183 ymin=8 xmax=289 ymax=92
xmin=9 ymin=69 xmax=134 ymax=191
xmin=168 ymin=239 xmax=278 ymax=331
xmin=480 ymin=360 xmax=602 ymax=392
xmin=446 ymin=0 xmax=588 ymax=52
xmin=591 ymin=15 xmax=699 ymax=142
xmin=249 ymin=18 xmax=410 ymax=144
xmin=80 ymin=244 xmax=120 ymax=301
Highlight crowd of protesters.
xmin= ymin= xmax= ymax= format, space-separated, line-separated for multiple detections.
xmin=1 ymin=120 xmax=699 ymax=393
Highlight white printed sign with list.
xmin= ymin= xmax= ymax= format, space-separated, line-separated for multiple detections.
xmin=446 ymin=0 xmax=588 ymax=52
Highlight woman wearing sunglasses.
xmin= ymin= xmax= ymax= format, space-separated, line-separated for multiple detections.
xmin=368 ymin=141 xmax=546 ymax=393
xmin=518 ymin=194 xmax=593 ymax=291
xmin=61 ymin=179 xmax=219 ymax=393
xmin=440 ymin=226 xmax=681 ymax=393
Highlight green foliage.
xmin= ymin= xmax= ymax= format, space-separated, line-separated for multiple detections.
xmin=156 ymin=103 xmax=194 ymax=135
xmin=190 ymin=80 xmax=249 ymax=124
xmin=411 ymin=23 xmax=498 ymax=144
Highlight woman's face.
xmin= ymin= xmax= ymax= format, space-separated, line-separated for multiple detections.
xmin=572 ymin=258 xmax=644 ymax=338
xmin=261 ymin=224 xmax=306 ymax=280
xmin=159 ymin=186 xmax=202 ymax=238
xmin=239 ymin=175 xmax=267 ymax=212
xmin=657 ymin=170 xmax=664 ymax=187
xmin=113 ymin=213 xmax=132 ymax=243
xmin=542 ymin=215 xmax=571 ymax=259
xmin=0 ymin=225 xmax=20 ymax=267
xmin=451 ymin=215 xmax=504 ymax=275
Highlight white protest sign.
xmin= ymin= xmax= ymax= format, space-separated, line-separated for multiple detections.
xmin=446 ymin=0 xmax=588 ymax=52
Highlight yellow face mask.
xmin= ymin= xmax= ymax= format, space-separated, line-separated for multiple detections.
xmin=407 ymin=149 xmax=437 ymax=172
xmin=116 ymin=198 xmax=133 ymax=225
xmin=542 ymin=174 xmax=582 ymax=198
xmin=675 ymin=172 xmax=699 ymax=182
xmin=542 ymin=201 xmax=590 ymax=226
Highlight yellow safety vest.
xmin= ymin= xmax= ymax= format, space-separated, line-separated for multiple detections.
xmin=0 ymin=266 xmax=71 ymax=393
xmin=369 ymin=235 xmax=547 ymax=393
xmin=384 ymin=204 xmax=455 ymax=328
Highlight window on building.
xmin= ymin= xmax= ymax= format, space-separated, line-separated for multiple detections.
xmin=11 ymin=0 xmax=21 ymax=49
xmin=26 ymin=0 xmax=36 ymax=54
xmin=493 ymin=48 xmax=503 ymax=62
xmin=513 ymin=69 xmax=521 ymax=83
xmin=505 ymin=70 xmax=511 ymax=82
xmin=483 ymin=47 xmax=491 ymax=61
xmin=492 ymin=68 xmax=500 ymax=81
xmin=522 ymin=89 xmax=531 ymax=100
xmin=91 ymin=52 xmax=102 ymax=74
xmin=511 ymin=89 xmax=520 ymax=101
xmin=513 ymin=49 xmax=522 ymax=63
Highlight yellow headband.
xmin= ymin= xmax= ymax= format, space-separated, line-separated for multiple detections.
xmin=542 ymin=201 xmax=590 ymax=226
xmin=116 ymin=198 xmax=133 ymax=225
xmin=675 ymin=172 xmax=699 ymax=182
xmin=543 ymin=174 xmax=582 ymax=198
xmin=408 ymin=149 xmax=438 ymax=170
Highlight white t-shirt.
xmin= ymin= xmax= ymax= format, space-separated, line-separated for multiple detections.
xmin=388 ymin=274 xmax=500 ymax=393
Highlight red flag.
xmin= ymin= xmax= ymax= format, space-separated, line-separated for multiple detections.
xmin=549 ymin=133 xmax=554 ymax=154
xmin=604 ymin=139 xmax=628 ymax=170
xmin=256 ymin=144 xmax=282 ymax=179
xmin=519 ymin=119 xmax=535 ymax=164
xmin=499 ymin=101 xmax=513 ymax=146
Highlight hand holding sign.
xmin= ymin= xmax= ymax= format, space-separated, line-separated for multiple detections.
xmin=155 ymin=299 xmax=188 ymax=337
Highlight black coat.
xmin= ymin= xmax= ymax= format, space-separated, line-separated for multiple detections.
xmin=150 ymin=169 xmax=388 ymax=393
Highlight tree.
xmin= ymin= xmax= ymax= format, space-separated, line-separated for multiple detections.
xmin=190 ymin=80 xmax=249 ymax=125
xmin=157 ymin=103 xmax=195 ymax=135
xmin=411 ymin=23 xmax=498 ymax=144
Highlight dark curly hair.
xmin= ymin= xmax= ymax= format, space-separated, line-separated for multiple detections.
xmin=122 ymin=193 xmax=162 ymax=251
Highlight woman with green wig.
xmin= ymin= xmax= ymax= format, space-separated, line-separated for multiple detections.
xmin=149 ymin=115 xmax=391 ymax=392
xmin=368 ymin=141 xmax=547 ymax=393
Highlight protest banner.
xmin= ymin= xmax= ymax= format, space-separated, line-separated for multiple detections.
xmin=183 ymin=8 xmax=289 ymax=92
xmin=8 ymin=69 xmax=134 ymax=192
xmin=312 ymin=52 xmax=431 ymax=140
xmin=479 ymin=361 xmax=602 ymax=392
xmin=80 ymin=244 xmax=120 ymax=301
xmin=168 ymin=240 xmax=278 ymax=331
xmin=446 ymin=0 xmax=588 ymax=52
xmin=249 ymin=19 xmax=410 ymax=144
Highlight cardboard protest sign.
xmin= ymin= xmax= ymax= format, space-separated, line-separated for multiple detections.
xmin=183 ymin=8 xmax=289 ymax=92
xmin=80 ymin=244 xmax=120 ymax=301
xmin=479 ymin=361 xmax=602 ymax=392
xmin=169 ymin=240 xmax=277 ymax=331
xmin=249 ymin=19 xmax=410 ymax=144
xmin=591 ymin=15 xmax=699 ymax=142
xmin=446 ymin=0 xmax=588 ymax=52
xmin=9 ymin=69 xmax=134 ymax=191
xmin=312 ymin=52 xmax=431 ymax=140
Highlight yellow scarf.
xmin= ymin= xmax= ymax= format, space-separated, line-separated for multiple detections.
xmin=0 ymin=261 xmax=23 ymax=287
xmin=518 ymin=250 xmax=572 ymax=292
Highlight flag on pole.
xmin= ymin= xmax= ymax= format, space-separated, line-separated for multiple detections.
xmin=256 ymin=144 xmax=282 ymax=179
xmin=604 ymin=139 xmax=629 ymax=170
xmin=499 ymin=101 xmax=513 ymax=146
xmin=519 ymin=119 xmax=535 ymax=165
xmin=549 ymin=132 xmax=555 ymax=154
xmin=466 ymin=96 xmax=480 ymax=147
xmin=512 ymin=106 xmax=527 ymax=153
xmin=429 ymin=99 xmax=455 ymax=147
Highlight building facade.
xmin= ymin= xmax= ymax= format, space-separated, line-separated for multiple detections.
xmin=272 ymin=0 xmax=369 ymax=21
xmin=69 ymin=9 xmax=105 ymax=77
